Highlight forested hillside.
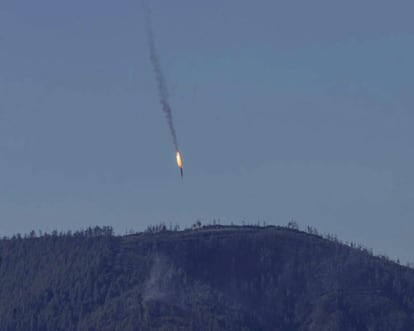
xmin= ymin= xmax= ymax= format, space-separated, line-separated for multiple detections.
xmin=0 ymin=225 xmax=413 ymax=331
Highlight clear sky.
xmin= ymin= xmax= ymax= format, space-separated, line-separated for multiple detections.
xmin=1 ymin=1 xmax=413 ymax=262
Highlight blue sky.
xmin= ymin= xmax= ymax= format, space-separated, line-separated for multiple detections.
xmin=1 ymin=1 xmax=413 ymax=262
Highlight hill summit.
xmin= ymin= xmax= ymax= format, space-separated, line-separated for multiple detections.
xmin=0 ymin=224 xmax=413 ymax=330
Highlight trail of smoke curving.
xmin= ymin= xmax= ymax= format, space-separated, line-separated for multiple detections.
xmin=144 ymin=4 xmax=179 ymax=151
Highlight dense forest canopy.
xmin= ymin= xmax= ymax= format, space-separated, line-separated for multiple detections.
xmin=0 ymin=224 xmax=413 ymax=331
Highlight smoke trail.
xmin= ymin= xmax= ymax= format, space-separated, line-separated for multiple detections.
xmin=144 ymin=4 xmax=179 ymax=151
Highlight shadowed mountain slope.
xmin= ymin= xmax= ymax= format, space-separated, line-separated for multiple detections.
xmin=0 ymin=225 xmax=413 ymax=330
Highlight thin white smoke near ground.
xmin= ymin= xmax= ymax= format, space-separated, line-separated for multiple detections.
xmin=142 ymin=255 xmax=174 ymax=304
xmin=144 ymin=3 xmax=179 ymax=151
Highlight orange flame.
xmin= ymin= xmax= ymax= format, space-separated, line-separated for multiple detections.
xmin=176 ymin=151 xmax=183 ymax=169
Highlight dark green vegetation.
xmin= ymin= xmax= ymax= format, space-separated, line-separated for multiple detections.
xmin=0 ymin=225 xmax=413 ymax=331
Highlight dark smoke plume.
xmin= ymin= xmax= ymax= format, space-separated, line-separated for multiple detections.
xmin=144 ymin=4 xmax=179 ymax=151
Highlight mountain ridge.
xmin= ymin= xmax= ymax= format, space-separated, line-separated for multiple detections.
xmin=0 ymin=224 xmax=413 ymax=330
